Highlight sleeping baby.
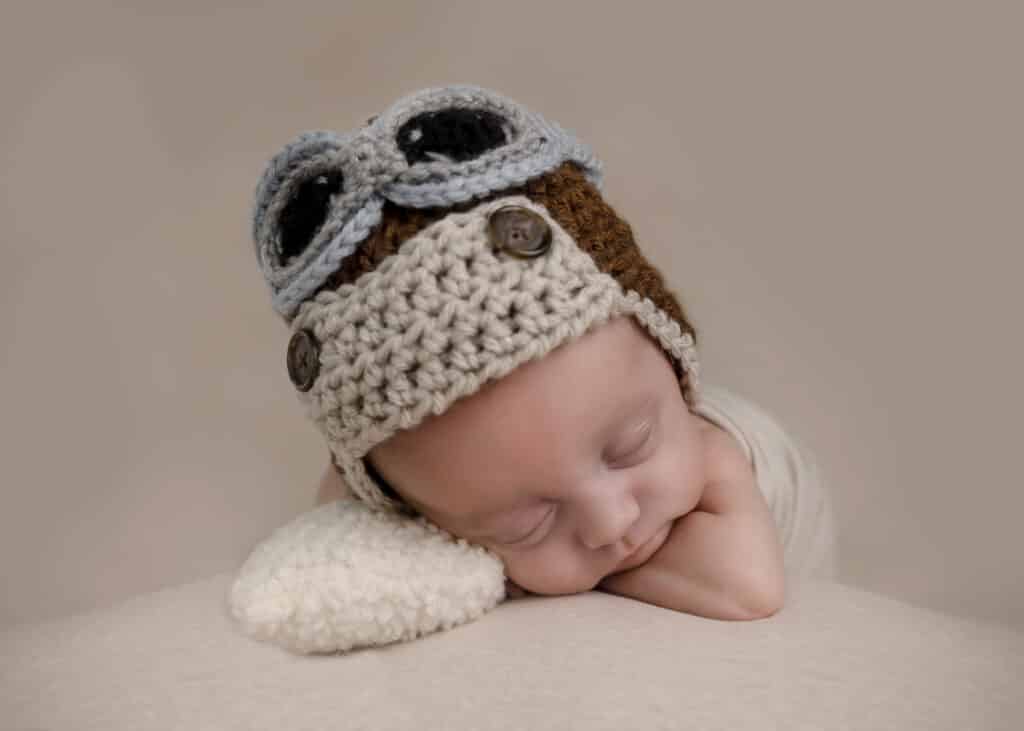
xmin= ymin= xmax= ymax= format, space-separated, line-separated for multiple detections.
xmin=251 ymin=85 xmax=836 ymax=631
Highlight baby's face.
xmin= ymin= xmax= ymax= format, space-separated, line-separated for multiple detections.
xmin=369 ymin=316 xmax=708 ymax=595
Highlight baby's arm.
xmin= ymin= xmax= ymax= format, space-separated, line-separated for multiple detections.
xmin=599 ymin=427 xmax=785 ymax=620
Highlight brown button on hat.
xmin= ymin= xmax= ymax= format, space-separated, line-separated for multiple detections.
xmin=487 ymin=205 xmax=552 ymax=259
xmin=286 ymin=329 xmax=320 ymax=392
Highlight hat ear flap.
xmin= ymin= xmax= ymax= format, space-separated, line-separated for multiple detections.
xmin=251 ymin=130 xmax=347 ymax=272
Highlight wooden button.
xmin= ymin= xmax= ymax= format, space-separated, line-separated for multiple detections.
xmin=287 ymin=329 xmax=320 ymax=392
xmin=487 ymin=206 xmax=552 ymax=259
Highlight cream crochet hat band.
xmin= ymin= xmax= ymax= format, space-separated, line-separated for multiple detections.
xmin=251 ymin=85 xmax=701 ymax=513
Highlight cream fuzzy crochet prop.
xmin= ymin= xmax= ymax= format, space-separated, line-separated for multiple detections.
xmin=230 ymin=85 xmax=703 ymax=654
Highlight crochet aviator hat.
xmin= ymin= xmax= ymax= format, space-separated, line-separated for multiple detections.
xmin=251 ymin=84 xmax=701 ymax=514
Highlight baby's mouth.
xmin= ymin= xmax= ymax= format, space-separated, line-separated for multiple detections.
xmin=612 ymin=521 xmax=674 ymax=574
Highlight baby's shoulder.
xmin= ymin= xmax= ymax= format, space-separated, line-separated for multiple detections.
xmin=697 ymin=416 xmax=756 ymax=489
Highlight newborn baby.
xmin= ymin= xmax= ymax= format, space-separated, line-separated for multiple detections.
xmin=251 ymin=85 xmax=836 ymax=641
xmin=316 ymin=315 xmax=786 ymax=620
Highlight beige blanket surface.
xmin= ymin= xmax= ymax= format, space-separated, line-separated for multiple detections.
xmin=695 ymin=384 xmax=838 ymax=580
xmin=4 ymin=572 xmax=1022 ymax=730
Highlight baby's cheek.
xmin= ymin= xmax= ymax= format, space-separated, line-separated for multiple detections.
xmin=502 ymin=545 xmax=602 ymax=596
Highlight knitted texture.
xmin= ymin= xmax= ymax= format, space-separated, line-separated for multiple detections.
xmin=317 ymin=162 xmax=697 ymax=396
xmin=229 ymin=499 xmax=505 ymax=654
xmin=290 ymin=196 xmax=699 ymax=510
xmin=250 ymin=83 xmax=703 ymax=510
xmin=252 ymin=85 xmax=602 ymax=318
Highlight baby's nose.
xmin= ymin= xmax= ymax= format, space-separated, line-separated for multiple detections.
xmin=576 ymin=489 xmax=640 ymax=552
xmin=397 ymin=107 xmax=509 ymax=165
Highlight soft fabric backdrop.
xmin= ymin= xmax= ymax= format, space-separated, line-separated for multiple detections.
xmin=1 ymin=0 xmax=1021 ymax=629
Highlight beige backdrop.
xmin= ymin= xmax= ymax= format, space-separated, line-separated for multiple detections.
xmin=2 ymin=1 xmax=1021 ymax=630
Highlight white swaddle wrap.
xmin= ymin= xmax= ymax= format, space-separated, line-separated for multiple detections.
xmin=694 ymin=385 xmax=838 ymax=580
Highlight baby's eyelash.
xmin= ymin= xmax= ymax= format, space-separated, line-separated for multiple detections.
xmin=604 ymin=420 xmax=655 ymax=464
xmin=500 ymin=505 xmax=556 ymax=547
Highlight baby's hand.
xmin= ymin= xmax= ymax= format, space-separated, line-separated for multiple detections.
xmin=599 ymin=423 xmax=785 ymax=620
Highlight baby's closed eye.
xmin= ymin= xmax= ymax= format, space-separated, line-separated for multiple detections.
xmin=603 ymin=418 xmax=656 ymax=466
xmin=491 ymin=503 xmax=557 ymax=547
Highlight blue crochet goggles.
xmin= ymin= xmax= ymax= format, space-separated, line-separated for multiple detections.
xmin=251 ymin=85 xmax=603 ymax=318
